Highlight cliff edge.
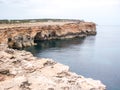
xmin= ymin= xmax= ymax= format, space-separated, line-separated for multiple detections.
xmin=0 ymin=21 xmax=106 ymax=90
xmin=0 ymin=21 xmax=96 ymax=49
xmin=0 ymin=46 xmax=105 ymax=90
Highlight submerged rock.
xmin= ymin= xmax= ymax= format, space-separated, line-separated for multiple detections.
xmin=0 ymin=47 xmax=106 ymax=90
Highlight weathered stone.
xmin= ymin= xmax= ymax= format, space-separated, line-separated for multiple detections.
xmin=0 ymin=22 xmax=96 ymax=49
xmin=0 ymin=47 xmax=106 ymax=90
xmin=0 ymin=22 xmax=106 ymax=90
xmin=0 ymin=69 xmax=10 ymax=75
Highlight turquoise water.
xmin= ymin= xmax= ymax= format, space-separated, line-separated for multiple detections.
xmin=24 ymin=26 xmax=120 ymax=90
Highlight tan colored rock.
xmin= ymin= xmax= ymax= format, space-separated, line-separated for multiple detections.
xmin=0 ymin=47 xmax=106 ymax=90
xmin=0 ymin=21 xmax=96 ymax=49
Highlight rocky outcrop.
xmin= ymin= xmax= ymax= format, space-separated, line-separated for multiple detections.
xmin=0 ymin=46 xmax=105 ymax=90
xmin=0 ymin=22 xmax=96 ymax=49
xmin=0 ymin=21 xmax=106 ymax=90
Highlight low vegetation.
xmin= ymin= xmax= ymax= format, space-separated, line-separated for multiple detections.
xmin=0 ymin=19 xmax=83 ymax=24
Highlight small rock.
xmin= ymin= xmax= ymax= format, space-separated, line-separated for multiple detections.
xmin=43 ymin=61 xmax=56 ymax=67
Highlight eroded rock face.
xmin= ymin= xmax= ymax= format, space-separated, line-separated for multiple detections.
xmin=0 ymin=47 xmax=105 ymax=90
xmin=0 ymin=22 xmax=96 ymax=49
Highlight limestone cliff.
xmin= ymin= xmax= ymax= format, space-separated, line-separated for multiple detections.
xmin=0 ymin=46 xmax=105 ymax=90
xmin=0 ymin=21 xmax=106 ymax=90
xmin=0 ymin=22 xmax=96 ymax=49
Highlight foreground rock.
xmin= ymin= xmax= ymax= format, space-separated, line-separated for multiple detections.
xmin=0 ymin=46 xmax=105 ymax=90
xmin=0 ymin=21 xmax=96 ymax=49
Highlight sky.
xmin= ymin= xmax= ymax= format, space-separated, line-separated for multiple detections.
xmin=0 ymin=0 xmax=120 ymax=25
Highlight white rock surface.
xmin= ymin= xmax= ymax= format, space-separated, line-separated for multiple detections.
xmin=0 ymin=47 xmax=106 ymax=90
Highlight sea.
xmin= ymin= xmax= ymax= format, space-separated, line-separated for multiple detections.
xmin=24 ymin=26 xmax=120 ymax=90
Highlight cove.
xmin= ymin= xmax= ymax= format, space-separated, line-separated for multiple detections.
xmin=24 ymin=26 xmax=120 ymax=90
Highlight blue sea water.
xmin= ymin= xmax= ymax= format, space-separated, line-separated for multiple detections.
xmin=24 ymin=26 xmax=120 ymax=90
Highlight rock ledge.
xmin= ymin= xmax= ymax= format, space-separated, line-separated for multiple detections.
xmin=0 ymin=47 xmax=106 ymax=90
xmin=0 ymin=22 xmax=96 ymax=49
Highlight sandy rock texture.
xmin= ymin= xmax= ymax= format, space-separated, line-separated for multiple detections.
xmin=0 ymin=21 xmax=96 ymax=49
xmin=0 ymin=46 xmax=105 ymax=90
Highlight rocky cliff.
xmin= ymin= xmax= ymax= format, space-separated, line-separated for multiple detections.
xmin=0 ymin=46 xmax=105 ymax=90
xmin=0 ymin=22 xmax=96 ymax=49
xmin=0 ymin=22 xmax=106 ymax=90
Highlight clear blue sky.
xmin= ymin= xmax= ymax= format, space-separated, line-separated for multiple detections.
xmin=0 ymin=0 xmax=120 ymax=25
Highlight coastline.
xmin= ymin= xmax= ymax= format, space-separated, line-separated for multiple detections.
xmin=0 ymin=47 xmax=105 ymax=90
xmin=0 ymin=21 xmax=96 ymax=49
xmin=0 ymin=21 xmax=106 ymax=90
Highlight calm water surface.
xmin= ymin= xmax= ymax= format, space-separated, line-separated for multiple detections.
xmin=24 ymin=26 xmax=120 ymax=90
